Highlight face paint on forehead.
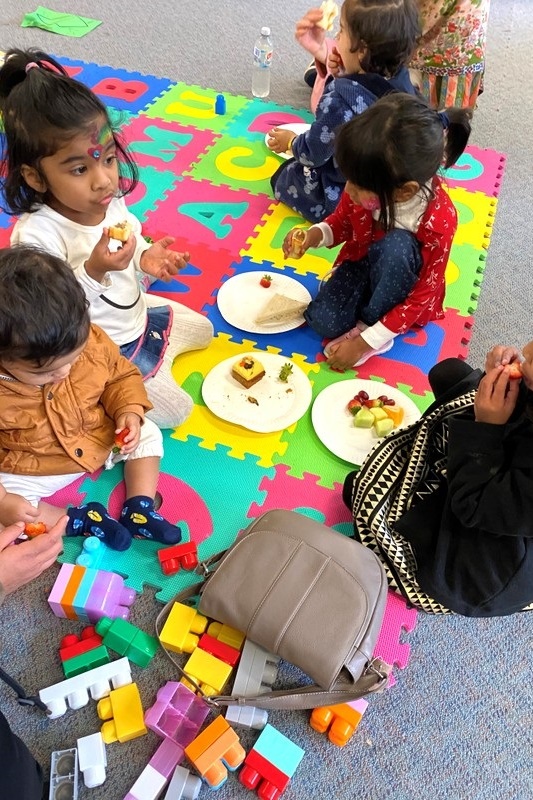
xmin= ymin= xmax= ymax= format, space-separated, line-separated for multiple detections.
xmin=87 ymin=122 xmax=113 ymax=160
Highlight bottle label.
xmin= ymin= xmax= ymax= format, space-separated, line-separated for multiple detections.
xmin=253 ymin=46 xmax=273 ymax=66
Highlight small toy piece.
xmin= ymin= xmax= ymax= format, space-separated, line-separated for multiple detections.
xmin=95 ymin=615 xmax=159 ymax=668
xmin=259 ymin=274 xmax=272 ymax=288
xmin=197 ymin=633 xmax=241 ymax=668
xmin=214 ymin=94 xmax=226 ymax=115
xmin=48 ymin=563 xmax=137 ymax=623
xmin=24 ymin=521 xmax=47 ymax=537
xmin=164 ymin=764 xmax=202 ymax=800
xmin=97 ymin=682 xmax=147 ymax=743
xmin=62 ymin=643 xmax=110 ymax=679
xmin=239 ymin=723 xmax=304 ymax=799
xmin=108 ymin=220 xmax=132 ymax=242
xmin=125 ymin=738 xmax=183 ymax=800
xmin=49 ymin=748 xmax=79 ymax=800
xmin=207 ymin=621 xmax=245 ymax=651
xmin=184 ymin=715 xmax=245 ymax=789
xmin=158 ymin=602 xmax=208 ymax=654
xmin=309 ymin=698 xmax=368 ymax=746
xmin=39 ymin=657 xmax=132 ymax=719
xmin=158 ymin=542 xmax=199 ymax=575
xmin=75 ymin=536 xmax=110 ymax=569
xmin=144 ymin=681 xmax=210 ymax=745
xmin=288 ymin=228 xmax=307 ymax=259
xmin=59 ymin=626 xmax=103 ymax=662
xmin=278 ymin=362 xmax=293 ymax=383
xmin=225 ymin=639 xmax=280 ymax=731
xmin=77 ymin=732 xmax=107 ymax=788
xmin=181 ymin=647 xmax=233 ymax=696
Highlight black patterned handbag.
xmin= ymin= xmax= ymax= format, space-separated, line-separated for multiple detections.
xmin=345 ymin=386 xmax=479 ymax=614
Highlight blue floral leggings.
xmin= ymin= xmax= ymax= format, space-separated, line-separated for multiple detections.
xmin=304 ymin=229 xmax=423 ymax=338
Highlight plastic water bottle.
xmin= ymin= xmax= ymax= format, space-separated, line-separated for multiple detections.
xmin=252 ymin=27 xmax=273 ymax=98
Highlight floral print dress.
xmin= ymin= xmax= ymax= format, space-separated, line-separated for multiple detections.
xmin=410 ymin=0 xmax=490 ymax=108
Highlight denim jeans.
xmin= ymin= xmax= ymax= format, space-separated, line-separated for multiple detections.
xmin=120 ymin=305 xmax=173 ymax=379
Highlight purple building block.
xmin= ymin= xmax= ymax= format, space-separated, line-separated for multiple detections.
xmin=124 ymin=738 xmax=184 ymax=800
xmin=144 ymin=682 xmax=210 ymax=746
xmin=85 ymin=571 xmax=136 ymax=622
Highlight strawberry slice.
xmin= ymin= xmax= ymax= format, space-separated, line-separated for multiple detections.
xmin=507 ymin=362 xmax=523 ymax=380
xmin=260 ymin=274 xmax=272 ymax=288
xmin=113 ymin=428 xmax=130 ymax=453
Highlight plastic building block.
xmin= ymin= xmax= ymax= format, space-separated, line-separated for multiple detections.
xmin=164 ymin=765 xmax=202 ymax=799
xmin=310 ymin=698 xmax=368 ymax=747
xmin=77 ymin=732 xmax=107 ymax=788
xmin=76 ymin=535 xmax=110 ymax=568
xmin=124 ymin=738 xmax=183 ymax=800
xmin=62 ymin=643 xmax=110 ymax=678
xmin=225 ymin=640 xmax=280 ymax=730
xmin=48 ymin=563 xmax=136 ymax=623
xmin=184 ymin=715 xmax=245 ymax=790
xmin=49 ymin=748 xmax=79 ymax=800
xmin=97 ymin=682 xmax=147 ymax=744
xmin=158 ymin=542 xmax=198 ymax=575
xmin=239 ymin=724 xmax=304 ymax=799
xmin=95 ymin=616 xmax=159 ymax=668
xmin=39 ymin=656 xmax=132 ymax=718
xmin=214 ymin=94 xmax=226 ymax=115
xmin=158 ymin=602 xmax=208 ymax=654
xmin=206 ymin=621 xmax=245 ymax=651
xmin=181 ymin=647 xmax=233 ymax=696
xmin=197 ymin=633 xmax=241 ymax=667
xmin=144 ymin=681 xmax=210 ymax=745
xmin=59 ymin=626 xmax=103 ymax=662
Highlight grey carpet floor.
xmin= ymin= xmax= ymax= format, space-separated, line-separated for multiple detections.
xmin=1 ymin=1 xmax=533 ymax=799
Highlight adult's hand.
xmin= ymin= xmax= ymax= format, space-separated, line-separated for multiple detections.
xmin=0 ymin=517 xmax=66 ymax=596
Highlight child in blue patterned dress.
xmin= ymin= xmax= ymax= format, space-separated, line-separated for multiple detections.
xmin=266 ymin=0 xmax=420 ymax=222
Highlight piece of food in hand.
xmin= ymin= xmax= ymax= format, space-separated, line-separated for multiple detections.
xmin=108 ymin=220 xmax=133 ymax=242
xmin=288 ymin=229 xmax=307 ymax=259
xmin=255 ymin=293 xmax=308 ymax=325
xmin=113 ymin=428 xmax=130 ymax=453
xmin=278 ymin=362 xmax=294 ymax=383
xmin=507 ymin=361 xmax=523 ymax=380
xmin=260 ymin=274 xmax=273 ymax=288
xmin=317 ymin=0 xmax=339 ymax=30
xmin=24 ymin=522 xmax=48 ymax=538
xmin=231 ymin=356 xmax=266 ymax=389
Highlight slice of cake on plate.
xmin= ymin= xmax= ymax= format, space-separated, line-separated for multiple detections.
xmin=231 ymin=356 xmax=266 ymax=389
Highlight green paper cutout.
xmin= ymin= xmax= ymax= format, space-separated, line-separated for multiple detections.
xmin=21 ymin=6 xmax=102 ymax=37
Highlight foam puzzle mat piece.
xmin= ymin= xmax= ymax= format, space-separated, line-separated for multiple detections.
xmin=373 ymin=590 xmax=418 ymax=687
xmin=4 ymin=58 xmax=505 ymax=700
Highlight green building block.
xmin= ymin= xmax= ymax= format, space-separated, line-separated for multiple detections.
xmin=62 ymin=644 xmax=110 ymax=678
xmin=95 ymin=617 xmax=159 ymax=668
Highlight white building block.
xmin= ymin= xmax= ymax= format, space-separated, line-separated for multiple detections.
xmin=164 ymin=765 xmax=201 ymax=800
xmin=39 ymin=657 xmax=132 ymax=718
xmin=49 ymin=748 xmax=78 ymax=800
xmin=77 ymin=732 xmax=107 ymax=788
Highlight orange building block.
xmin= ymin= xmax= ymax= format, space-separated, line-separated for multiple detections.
xmin=159 ymin=602 xmax=208 ymax=654
xmin=181 ymin=647 xmax=232 ymax=696
xmin=96 ymin=682 xmax=147 ymax=743
xmin=61 ymin=565 xmax=86 ymax=620
xmin=310 ymin=699 xmax=368 ymax=747
xmin=185 ymin=716 xmax=245 ymax=789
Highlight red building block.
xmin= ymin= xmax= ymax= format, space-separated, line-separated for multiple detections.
xmin=197 ymin=634 xmax=241 ymax=668
xmin=240 ymin=749 xmax=290 ymax=798
xmin=158 ymin=542 xmax=199 ymax=575
xmin=59 ymin=626 xmax=103 ymax=663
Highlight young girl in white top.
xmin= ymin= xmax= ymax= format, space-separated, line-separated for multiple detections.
xmin=0 ymin=48 xmax=213 ymax=430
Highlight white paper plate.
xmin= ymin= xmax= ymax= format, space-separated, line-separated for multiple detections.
xmin=312 ymin=379 xmax=421 ymax=465
xmin=264 ymin=123 xmax=311 ymax=160
xmin=216 ymin=272 xmax=311 ymax=334
xmin=202 ymin=353 xmax=312 ymax=433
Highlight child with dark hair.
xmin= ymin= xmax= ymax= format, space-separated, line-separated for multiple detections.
xmin=0 ymin=48 xmax=213 ymax=430
xmin=267 ymin=0 xmax=420 ymax=222
xmin=0 ymin=245 xmax=182 ymax=550
xmin=282 ymin=92 xmax=472 ymax=369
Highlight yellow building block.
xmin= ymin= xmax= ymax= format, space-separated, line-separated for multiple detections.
xmin=207 ymin=621 xmax=245 ymax=651
xmin=97 ymin=683 xmax=147 ymax=743
xmin=159 ymin=602 xmax=208 ymax=654
xmin=182 ymin=647 xmax=232 ymax=696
